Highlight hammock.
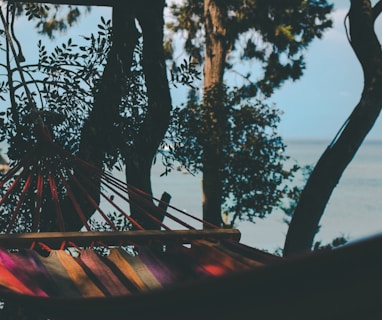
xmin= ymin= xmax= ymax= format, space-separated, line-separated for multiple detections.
xmin=0 ymin=125 xmax=281 ymax=319
xmin=0 ymin=240 xmax=266 ymax=298
xmin=1 ymin=129 xmax=381 ymax=320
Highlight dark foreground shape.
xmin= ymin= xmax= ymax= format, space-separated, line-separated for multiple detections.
xmin=8 ymin=232 xmax=382 ymax=320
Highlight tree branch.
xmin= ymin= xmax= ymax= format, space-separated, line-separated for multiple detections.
xmin=372 ymin=0 xmax=382 ymax=21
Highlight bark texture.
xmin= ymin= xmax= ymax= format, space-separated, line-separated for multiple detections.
xmin=62 ymin=2 xmax=139 ymax=231
xmin=202 ymin=0 xmax=230 ymax=228
xmin=283 ymin=0 xmax=382 ymax=256
xmin=126 ymin=0 xmax=172 ymax=230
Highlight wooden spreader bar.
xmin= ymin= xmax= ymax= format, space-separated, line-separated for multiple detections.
xmin=0 ymin=228 xmax=241 ymax=248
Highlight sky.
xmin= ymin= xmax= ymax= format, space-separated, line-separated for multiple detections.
xmin=6 ymin=0 xmax=382 ymax=142
xmin=272 ymin=1 xmax=382 ymax=140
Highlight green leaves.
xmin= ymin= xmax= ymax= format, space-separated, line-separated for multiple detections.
xmin=23 ymin=3 xmax=49 ymax=21
xmin=0 ymin=16 xmax=113 ymax=159
xmin=171 ymin=85 xmax=300 ymax=226
xmin=168 ymin=0 xmax=333 ymax=97
xmin=170 ymin=56 xmax=201 ymax=88
xmin=15 ymin=3 xmax=90 ymax=39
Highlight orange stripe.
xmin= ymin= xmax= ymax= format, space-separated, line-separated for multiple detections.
xmin=79 ymin=250 xmax=130 ymax=296
xmin=37 ymin=251 xmax=82 ymax=297
xmin=0 ymin=262 xmax=35 ymax=295
xmin=107 ymin=249 xmax=148 ymax=291
xmin=54 ymin=250 xmax=104 ymax=298
xmin=114 ymin=248 xmax=162 ymax=290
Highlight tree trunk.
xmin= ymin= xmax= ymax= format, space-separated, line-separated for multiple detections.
xmin=283 ymin=0 xmax=382 ymax=256
xmin=62 ymin=3 xmax=139 ymax=231
xmin=126 ymin=0 xmax=172 ymax=230
xmin=201 ymin=0 xmax=230 ymax=228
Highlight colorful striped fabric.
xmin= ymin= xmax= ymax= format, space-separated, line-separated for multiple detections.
xmin=0 ymin=241 xmax=265 ymax=298
xmin=107 ymin=248 xmax=161 ymax=290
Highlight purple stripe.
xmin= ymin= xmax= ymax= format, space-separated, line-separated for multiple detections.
xmin=0 ymin=248 xmax=48 ymax=296
xmin=137 ymin=247 xmax=178 ymax=285
xmin=18 ymin=249 xmax=60 ymax=295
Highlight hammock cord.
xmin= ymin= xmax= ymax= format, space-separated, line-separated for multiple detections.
xmin=56 ymin=170 xmax=92 ymax=232
xmin=76 ymin=170 xmax=146 ymax=230
xmin=0 ymin=131 xmax=221 ymax=235
xmin=32 ymin=170 xmax=44 ymax=232
xmin=48 ymin=173 xmax=66 ymax=232
xmin=68 ymin=173 xmax=119 ymax=232
xmin=0 ymin=166 xmax=27 ymax=207
xmin=6 ymin=168 xmax=35 ymax=233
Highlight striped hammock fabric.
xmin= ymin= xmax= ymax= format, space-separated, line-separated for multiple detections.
xmin=0 ymin=240 xmax=265 ymax=298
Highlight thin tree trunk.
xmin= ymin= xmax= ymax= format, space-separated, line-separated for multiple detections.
xmin=283 ymin=0 xmax=382 ymax=256
xmin=126 ymin=0 xmax=172 ymax=230
xmin=201 ymin=0 xmax=229 ymax=228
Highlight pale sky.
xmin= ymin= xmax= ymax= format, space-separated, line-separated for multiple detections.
xmin=273 ymin=1 xmax=382 ymax=139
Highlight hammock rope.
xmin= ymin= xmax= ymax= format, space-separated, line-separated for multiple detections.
xmin=6 ymin=168 xmax=36 ymax=233
xmin=0 ymin=134 xmax=225 ymax=235
xmin=56 ymin=171 xmax=93 ymax=232
xmin=33 ymin=170 xmax=44 ymax=232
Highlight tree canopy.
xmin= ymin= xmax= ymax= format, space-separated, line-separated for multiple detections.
xmin=167 ymin=0 xmax=333 ymax=97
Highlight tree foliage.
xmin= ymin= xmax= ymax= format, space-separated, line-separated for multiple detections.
xmin=173 ymin=85 xmax=299 ymax=227
xmin=0 ymin=11 xmax=114 ymax=233
xmin=0 ymin=13 xmax=111 ymax=160
xmin=167 ymin=0 xmax=333 ymax=226
xmin=14 ymin=2 xmax=90 ymax=38
xmin=167 ymin=0 xmax=333 ymax=97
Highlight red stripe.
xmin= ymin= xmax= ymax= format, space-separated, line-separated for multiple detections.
xmin=6 ymin=170 xmax=35 ymax=233
xmin=48 ymin=174 xmax=66 ymax=232
xmin=33 ymin=172 xmax=44 ymax=232
xmin=72 ymin=255 xmax=112 ymax=297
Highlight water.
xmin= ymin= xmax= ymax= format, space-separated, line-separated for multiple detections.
xmin=151 ymin=139 xmax=382 ymax=252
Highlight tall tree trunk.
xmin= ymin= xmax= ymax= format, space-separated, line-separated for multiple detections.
xmin=201 ymin=0 xmax=229 ymax=228
xmin=62 ymin=3 xmax=139 ymax=231
xmin=126 ymin=0 xmax=172 ymax=230
xmin=283 ymin=0 xmax=382 ymax=256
